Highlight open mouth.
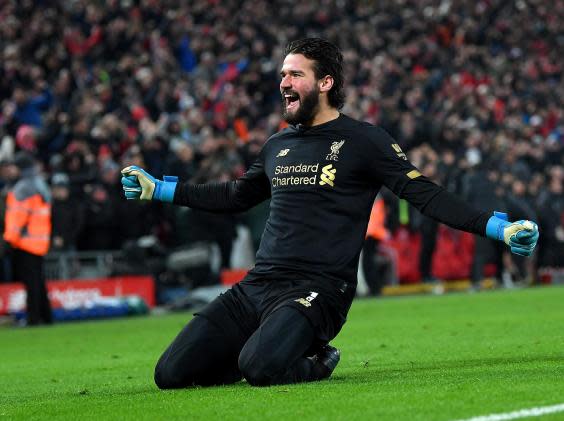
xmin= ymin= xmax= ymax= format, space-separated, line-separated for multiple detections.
xmin=284 ymin=92 xmax=300 ymax=112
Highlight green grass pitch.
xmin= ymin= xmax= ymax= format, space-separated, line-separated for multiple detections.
xmin=2 ymin=286 xmax=564 ymax=420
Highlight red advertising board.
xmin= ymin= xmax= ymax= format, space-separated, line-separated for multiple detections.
xmin=0 ymin=276 xmax=155 ymax=315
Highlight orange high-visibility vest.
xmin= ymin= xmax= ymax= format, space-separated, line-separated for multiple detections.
xmin=4 ymin=190 xmax=51 ymax=256
xmin=366 ymin=198 xmax=389 ymax=241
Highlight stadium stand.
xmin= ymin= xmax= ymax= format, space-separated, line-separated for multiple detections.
xmin=0 ymin=0 xmax=561 ymax=294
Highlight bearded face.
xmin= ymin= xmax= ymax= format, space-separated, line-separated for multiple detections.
xmin=281 ymin=84 xmax=320 ymax=126
xmin=279 ymin=53 xmax=323 ymax=126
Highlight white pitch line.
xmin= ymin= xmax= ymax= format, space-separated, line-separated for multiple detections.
xmin=453 ymin=403 xmax=564 ymax=421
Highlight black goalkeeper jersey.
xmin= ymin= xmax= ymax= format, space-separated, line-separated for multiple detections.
xmin=174 ymin=114 xmax=489 ymax=290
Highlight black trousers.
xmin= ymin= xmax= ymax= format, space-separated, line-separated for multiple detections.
xmin=419 ymin=217 xmax=438 ymax=280
xmin=471 ymin=236 xmax=504 ymax=284
xmin=154 ymin=306 xmax=326 ymax=388
xmin=12 ymin=248 xmax=52 ymax=325
xmin=362 ymin=238 xmax=384 ymax=295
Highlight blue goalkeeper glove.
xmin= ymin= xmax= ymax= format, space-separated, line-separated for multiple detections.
xmin=485 ymin=211 xmax=539 ymax=257
xmin=121 ymin=165 xmax=178 ymax=203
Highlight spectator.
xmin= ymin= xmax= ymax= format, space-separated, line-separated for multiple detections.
xmin=362 ymin=195 xmax=390 ymax=296
xmin=505 ymin=179 xmax=538 ymax=283
xmin=417 ymin=161 xmax=441 ymax=284
xmin=0 ymin=0 xmax=560 ymax=283
xmin=467 ymin=167 xmax=506 ymax=288
xmin=164 ymin=142 xmax=197 ymax=182
xmin=537 ymin=171 xmax=564 ymax=268
xmin=50 ymin=172 xmax=84 ymax=252
xmin=0 ymin=158 xmax=19 ymax=282
xmin=78 ymin=183 xmax=118 ymax=251
xmin=3 ymin=152 xmax=52 ymax=325
xmin=12 ymin=84 xmax=52 ymax=129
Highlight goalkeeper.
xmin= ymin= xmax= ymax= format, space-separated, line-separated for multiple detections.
xmin=121 ymin=38 xmax=539 ymax=388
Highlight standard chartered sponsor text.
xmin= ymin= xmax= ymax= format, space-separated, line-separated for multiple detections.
xmin=274 ymin=163 xmax=319 ymax=175
xmin=272 ymin=174 xmax=318 ymax=186
xmin=272 ymin=163 xmax=319 ymax=187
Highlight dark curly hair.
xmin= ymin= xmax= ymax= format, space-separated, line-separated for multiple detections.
xmin=284 ymin=38 xmax=346 ymax=110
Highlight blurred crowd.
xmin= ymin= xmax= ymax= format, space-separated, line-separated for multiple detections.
xmin=0 ymin=0 xmax=562 ymax=284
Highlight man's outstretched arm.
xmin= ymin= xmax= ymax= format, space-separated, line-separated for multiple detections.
xmin=365 ymin=127 xmax=539 ymax=257
xmin=121 ymin=159 xmax=271 ymax=213
xmin=397 ymin=177 xmax=539 ymax=257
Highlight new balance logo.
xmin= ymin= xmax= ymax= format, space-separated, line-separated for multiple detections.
xmin=319 ymin=164 xmax=336 ymax=187
xmin=276 ymin=149 xmax=290 ymax=157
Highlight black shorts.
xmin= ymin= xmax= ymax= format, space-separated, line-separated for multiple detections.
xmin=196 ymin=277 xmax=353 ymax=354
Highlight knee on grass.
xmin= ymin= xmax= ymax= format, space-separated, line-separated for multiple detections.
xmin=154 ymin=361 xmax=183 ymax=389
xmin=238 ymin=350 xmax=285 ymax=387
xmin=154 ymin=359 xmax=200 ymax=389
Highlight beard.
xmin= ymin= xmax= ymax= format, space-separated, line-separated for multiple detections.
xmin=282 ymin=85 xmax=320 ymax=126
